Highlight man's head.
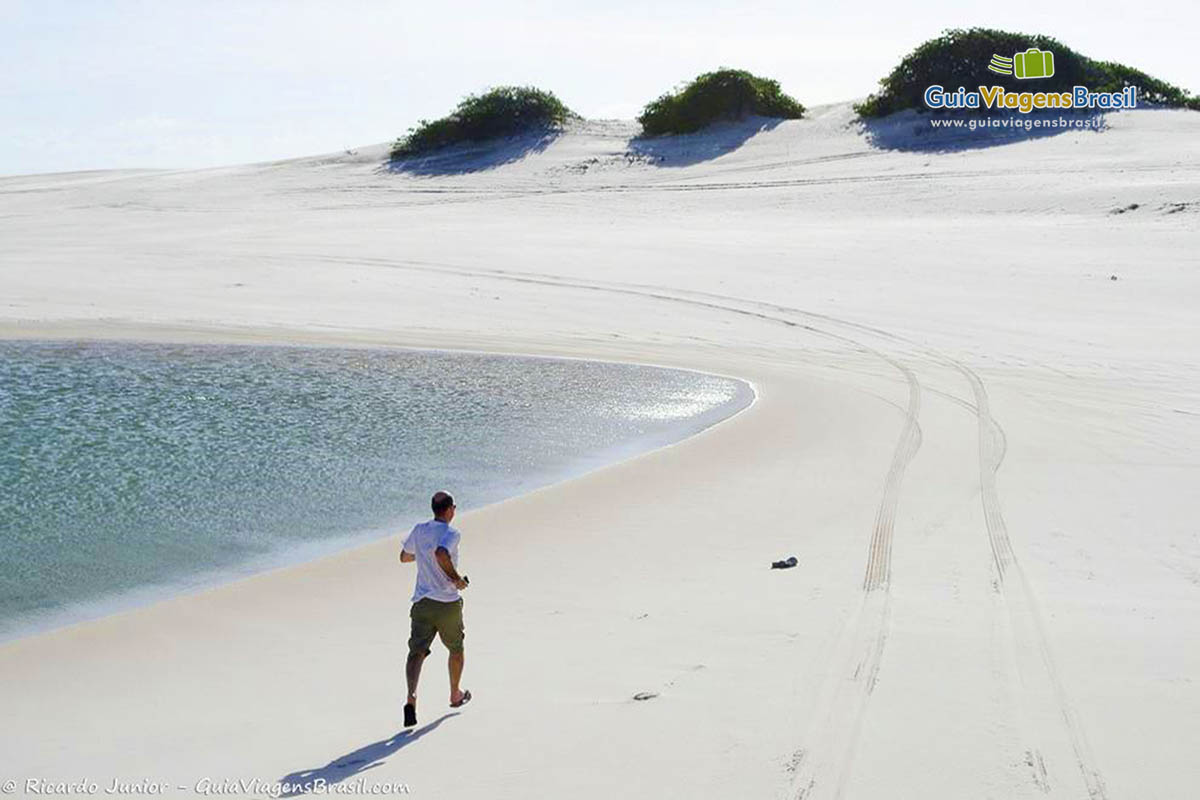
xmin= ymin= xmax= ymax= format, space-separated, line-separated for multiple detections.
xmin=432 ymin=491 xmax=455 ymax=522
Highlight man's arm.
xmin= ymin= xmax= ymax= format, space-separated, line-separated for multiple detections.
xmin=400 ymin=526 xmax=417 ymax=563
xmin=435 ymin=546 xmax=467 ymax=589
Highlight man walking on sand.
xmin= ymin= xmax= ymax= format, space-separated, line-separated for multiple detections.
xmin=399 ymin=491 xmax=471 ymax=728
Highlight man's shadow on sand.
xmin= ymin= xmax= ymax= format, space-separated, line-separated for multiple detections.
xmin=278 ymin=713 xmax=457 ymax=796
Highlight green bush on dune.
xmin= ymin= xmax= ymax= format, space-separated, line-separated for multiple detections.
xmin=391 ymin=86 xmax=577 ymax=159
xmin=855 ymin=28 xmax=1200 ymax=117
xmin=638 ymin=68 xmax=805 ymax=136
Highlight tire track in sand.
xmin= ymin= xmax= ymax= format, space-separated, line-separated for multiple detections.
xmin=686 ymin=284 xmax=1110 ymax=798
xmin=791 ymin=352 xmax=920 ymax=800
xmin=682 ymin=289 xmax=1109 ymax=798
xmin=957 ymin=363 xmax=1110 ymax=800
xmin=863 ymin=358 xmax=922 ymax=593
xmin=634 ymin=279 xmax=1111 ymax=798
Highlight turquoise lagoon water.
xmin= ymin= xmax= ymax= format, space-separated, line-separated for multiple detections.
xmin=0 ymin=340 xmax=751 ymax=640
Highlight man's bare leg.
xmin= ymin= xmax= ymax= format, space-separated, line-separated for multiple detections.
xmin=406 ymin=650 xmax=427 ymax=706
xmin=449 ymin=650 xmax=466 ymax=705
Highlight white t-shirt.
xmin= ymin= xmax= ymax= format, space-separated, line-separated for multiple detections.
xmin=402 ymin=519 xmax=462 ymax=603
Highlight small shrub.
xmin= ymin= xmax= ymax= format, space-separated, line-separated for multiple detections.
xmin=392 ymin=86 xmax=576 ymax=159
xmin=638 ymin=68 xmax=805 ymax=136
xmin=855 ymin=28 xmax=1199 ymax=117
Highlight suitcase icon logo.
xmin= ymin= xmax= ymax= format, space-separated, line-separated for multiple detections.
xmin=988 ymin=48 xmax=1055 ymax=80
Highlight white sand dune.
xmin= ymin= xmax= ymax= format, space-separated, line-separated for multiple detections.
xmin=1 ymin=104 xmax=1198 ymax=799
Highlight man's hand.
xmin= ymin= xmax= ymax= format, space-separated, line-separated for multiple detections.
xmin=436 ymin=546 xmax=466 ymax=589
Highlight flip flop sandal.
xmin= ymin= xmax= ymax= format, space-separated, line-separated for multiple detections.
xmin=450 ymin=690 xmax=472 ymax=708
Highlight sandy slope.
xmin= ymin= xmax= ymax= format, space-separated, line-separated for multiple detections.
xmin=1 ymin=104 xmax=1198 ymax=799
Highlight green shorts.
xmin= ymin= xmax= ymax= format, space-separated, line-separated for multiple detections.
xmin=408 ymin=597 xmax=465 ymax=655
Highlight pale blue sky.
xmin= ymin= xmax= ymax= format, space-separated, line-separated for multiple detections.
xmin=2 ymin=0 xmax=1196 ymax=175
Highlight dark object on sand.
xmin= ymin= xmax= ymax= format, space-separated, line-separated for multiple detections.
xmin=771 ymin=556 xmax=798 ymax=570
xmin=403 ymin=702 xmax=417 ymax=728
xmin=633 ymin=692 xmax=658 ymax=701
